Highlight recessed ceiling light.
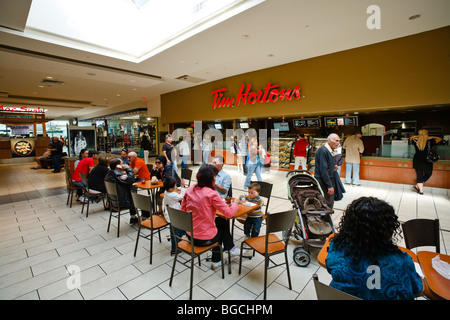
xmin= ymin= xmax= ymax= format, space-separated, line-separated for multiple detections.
xmin=241 ymin=34 xmax=251 ymax=40
xmin=87 ymin=72 xmax=96 ymax=76
xmin=409 ymin=14 xmax=421 ymax=20
xmin=267 ymin=54 xmax=274 ymax=58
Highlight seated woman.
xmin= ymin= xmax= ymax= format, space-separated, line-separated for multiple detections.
xmin=85 ymin=155 xmax=109 ymax=208
xmin=326 ymin=196 xmax=423 ymax=300
xmin=88 ymin=156 xmax=109 ymax=192
xmin=181 ymin=164 xmax=242 ymax=269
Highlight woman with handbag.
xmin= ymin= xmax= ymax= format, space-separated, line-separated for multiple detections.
xmin=410 ymin=129 xmax=442 ymax=194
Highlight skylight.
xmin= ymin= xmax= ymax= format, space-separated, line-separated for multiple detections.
xmin=25 ymin=0 xmax=265 ymax=62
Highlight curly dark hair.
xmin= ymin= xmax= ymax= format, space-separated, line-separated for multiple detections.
xmin=196 ymin=164 xmax=218 ymax=190
xmin=332 ymin=196 xmax=402 ymax=264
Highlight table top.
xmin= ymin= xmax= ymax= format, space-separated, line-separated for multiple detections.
xmin=417 ymin=251 xmax=450 ymax=300
xmin=216 ymin=200 xmax=258 ymax=220
xmin=134 ymin=180 xmax=163 ymax=190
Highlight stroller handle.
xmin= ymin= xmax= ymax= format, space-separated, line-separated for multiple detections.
xmin=286 ymin=170 xmax=311 ymax=178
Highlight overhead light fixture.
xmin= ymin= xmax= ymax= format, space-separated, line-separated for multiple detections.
xmin=241 ymin=34 xmax=251 ymax=40
xmin=409 ymin=14 xmax=421 ymax=20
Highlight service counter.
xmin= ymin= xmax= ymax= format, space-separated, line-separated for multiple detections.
xmin=211 ymin=149 xmax=450 ymax=189
xmin=347 ymin=156 xmax=450 ymax=189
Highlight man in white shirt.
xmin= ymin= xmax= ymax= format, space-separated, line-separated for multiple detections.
xmin=178 ymin=135 xmax=190 ymax=169
xmin=212 ymin=155 xmax=232 ymax=198
xmin=343 ymin=132 xmax=364 ymax=186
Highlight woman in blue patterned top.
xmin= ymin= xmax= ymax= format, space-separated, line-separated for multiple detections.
xmin=326 ymin=197 xmax=423 ymax=300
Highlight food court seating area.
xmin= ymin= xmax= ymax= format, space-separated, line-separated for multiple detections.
xmin=0 ymin=162 xmax=448 ymax=300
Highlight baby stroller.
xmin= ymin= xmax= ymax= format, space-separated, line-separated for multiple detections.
xmin=286 ymin=170 xmax=336 ymax=267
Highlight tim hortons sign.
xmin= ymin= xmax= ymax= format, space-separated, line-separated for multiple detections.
xmin=211 ymin=82 xmax=301 ymax=109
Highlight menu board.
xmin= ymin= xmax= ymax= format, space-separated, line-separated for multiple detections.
xmin=325 ymin=116 xmax=358 ymax=126
xmin=293 ymin=118 xmax=321 ymax=128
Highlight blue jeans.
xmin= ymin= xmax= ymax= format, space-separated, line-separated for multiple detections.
xmin=244 ymin=216 xmax=263 ymax=238
xmin=181 ymin=155 xmax=188 ymax=169
xmin=244 ymin=163 xmax=262 ymax=189
xmin=345 ymin=162 xmax=360 ymax=185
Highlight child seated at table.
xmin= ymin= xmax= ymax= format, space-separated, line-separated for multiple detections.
xmin=243 ymin=182 xmax=264 ymax=238
xmin=163 ymin=176 xmax=186 ymax=254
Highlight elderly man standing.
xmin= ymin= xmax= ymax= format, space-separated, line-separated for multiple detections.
xmin=343 ymin=131 xmax=364 ymax=186
xmin=127 ymin=151 xmax=150 ymax=182
xmin=213 ymin=155 xmax=232 ymax=198
xmin=314 ymin=133 xmax=340 ymax=208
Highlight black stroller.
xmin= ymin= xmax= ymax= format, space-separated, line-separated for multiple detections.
xmin=286 ymin=170 xmax=336 ymax=267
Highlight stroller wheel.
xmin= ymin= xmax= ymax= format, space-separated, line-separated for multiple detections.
xmin=293 ymin=249 xmax=311 ymax=267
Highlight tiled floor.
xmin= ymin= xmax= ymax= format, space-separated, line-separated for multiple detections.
xmin=0 ymin=162 xmax=448 ymax=300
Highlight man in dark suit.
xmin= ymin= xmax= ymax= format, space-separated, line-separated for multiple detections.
xmin=314 ymin=133 xmax=340 ymax=208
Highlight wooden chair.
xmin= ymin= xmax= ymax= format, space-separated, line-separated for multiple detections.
xmin=132 ymin=192 xmax=169 ymax=264
xmin=167 ymin=207 xmax=225 ymax=300
xmin=79 ymin=172 xmax=106 ymax=218
xmin=401 ymin=218 xmax=440 ymax=254
xmin=312 ymin=274 xmax=361 ymax=300
xmin=105 ymin=181 xmax=131 ymax=237
xmin=238 ymin=209 xmax=297 ymax=299
xmin=181 ymin=168 xmax=193 ymax=187
xmin=64 ymin=168 xmax=82 ymax=208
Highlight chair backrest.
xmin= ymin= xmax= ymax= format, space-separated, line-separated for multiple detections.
xmin=181 ymin=168 xmax=193 ymax=186
xmin=104 ymin=181 xmax=120 ymax=207
xmin=167 ymin=207 xmax=193 ymax=235
xmin=251 ymin=180 xmax=273 ymax=215
xmin=401 ymin=219 xmax=440 ymax=253
xmin=312 ymin=274 xmax=361 ymax=300
xmin=79 ymin=172 xmax=89 ymax=190
xmin=266 ymin=209 xmax=297 ymax=235
xmin=131 ymin=192 xmax=153 ymax=214
xmin=64 ymin=168 xmax=72 ymax=188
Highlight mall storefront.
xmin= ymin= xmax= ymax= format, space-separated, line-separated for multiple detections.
xmin=161 ymin=27 xmax=450 ymax=188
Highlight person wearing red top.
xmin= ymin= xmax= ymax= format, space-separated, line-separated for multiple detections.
xmin=128 ymin=151 xmax=150 ymax=181
xmin=181 ymin=164 xmax=243 ymax=269
xmin=72 ymin=150 xmax=99 ymax=200
xmin=293 ymin=134 xmax=309 ymax=171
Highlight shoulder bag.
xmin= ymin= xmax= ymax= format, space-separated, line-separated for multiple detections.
xmin=426 ymin=140 xmax=439 ymax=162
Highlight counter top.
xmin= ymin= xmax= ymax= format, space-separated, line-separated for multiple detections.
xmin=361 ymin=156 xmax=450 ymax=164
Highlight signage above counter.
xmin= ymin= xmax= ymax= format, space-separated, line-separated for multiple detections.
xmin=0 ymin=104 xmax=47 ymax=114
xmin=211 ymin=82 xmax=302 ymax=109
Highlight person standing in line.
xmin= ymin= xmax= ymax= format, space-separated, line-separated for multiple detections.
xmin=314 ymin=133 xmax=340 ymax=208
xmin=343 ymin=131 xmax=364 ymax=186
xmin=410 ymin=129 xmax=442 ymax=195
xmin=162 ymin=134 xmax=177 ymax=177
xmin=202 ymin=134 xmax=212 ymax=164
xmin=48 ymin=136 xmax=64 ymax=173
xmin=237 ymin=133 xmax=248 ymax=174
xmin=193 ymin=132 xmax=202 ymax=166
xmin=178 ymin=135 xmax=190 ymax=169
xmin=293 ymin=134 xmax=309 ymax=171
xmin=243 ymin=139 xmax=262 ymax=189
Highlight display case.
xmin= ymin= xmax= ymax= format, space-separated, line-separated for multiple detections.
xmin=269 ymin=137 xmax=296 ymax=169
xmin=308 ymin=137 xmax=328 ymax=171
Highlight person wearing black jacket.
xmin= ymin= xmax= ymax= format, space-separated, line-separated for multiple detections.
xmin=104 ymin=158 xmax=138 ymax=224
xmin=48 ymin=136 xmax=64 ymax=173
xmin=314 ymin=133 xmax=340 ymax=208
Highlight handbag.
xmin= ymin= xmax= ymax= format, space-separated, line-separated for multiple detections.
xmin=426 ymin=141 xmax=439 ymax=162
